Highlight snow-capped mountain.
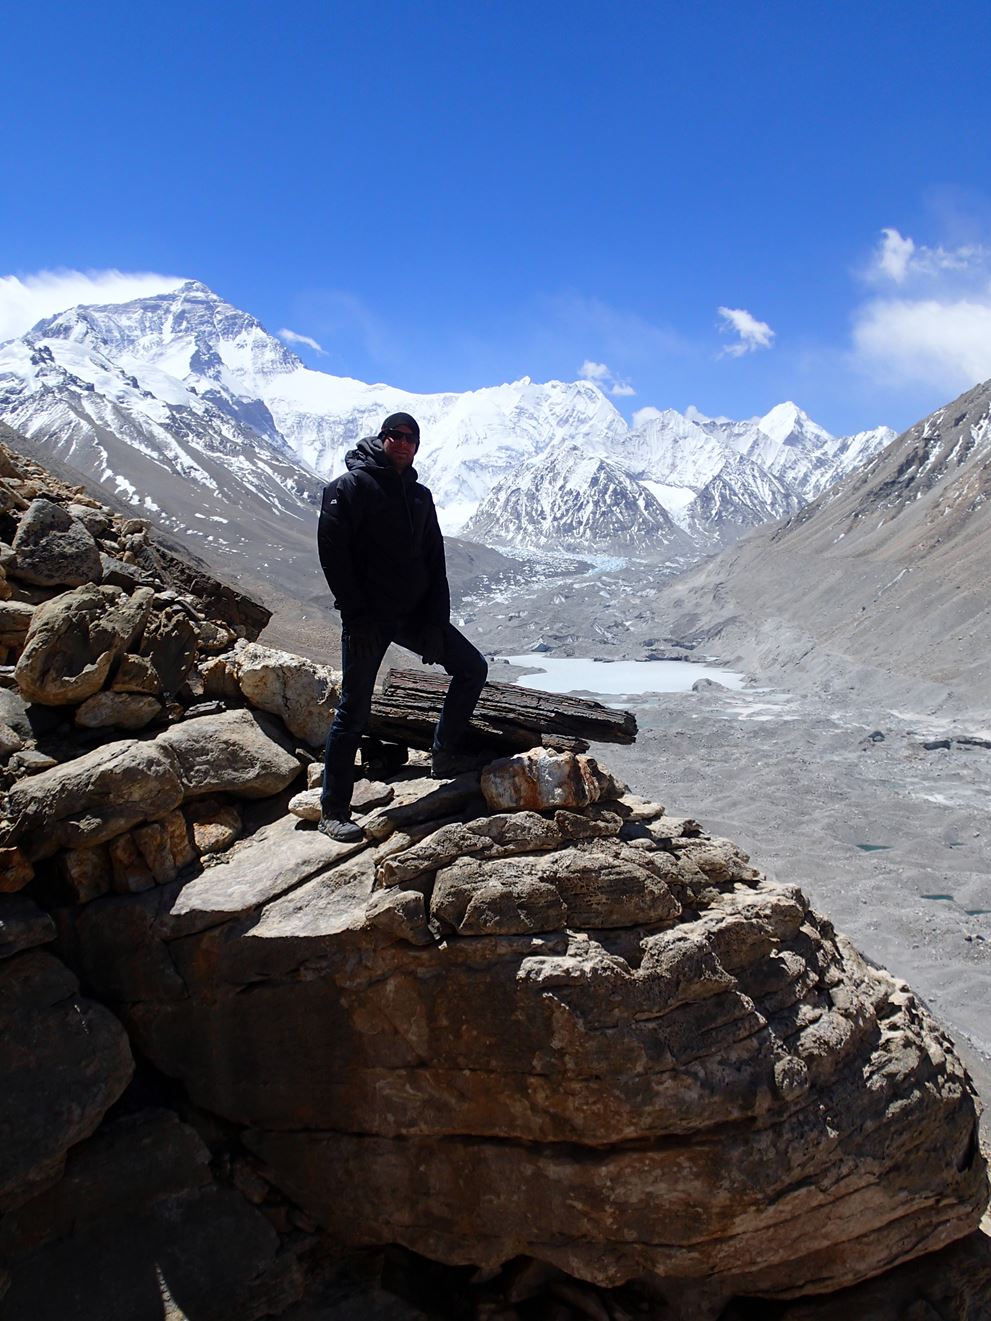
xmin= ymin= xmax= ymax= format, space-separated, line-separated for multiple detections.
xmin=463 ymin=445 xmax=690 ymax=556
xmin=0 ymin=279 xmax=892 ymax=564
xmin=667 ymin=378 xmax=991 ymax=702
xmin=16 ymin=282 xmax=629 ymax=532
xmin=682 ymin=452 xmax=802 ymax=548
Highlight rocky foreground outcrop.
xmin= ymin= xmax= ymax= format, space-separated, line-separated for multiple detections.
xmin=0 ymin=433 xmax=989 ymax=1319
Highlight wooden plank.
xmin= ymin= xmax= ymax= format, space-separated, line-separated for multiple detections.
xmin=367 ymin=668 xmax=637 ymax=752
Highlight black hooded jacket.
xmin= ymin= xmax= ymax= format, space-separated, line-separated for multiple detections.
xmin=317 ymin=436 xmax=450 ymax=627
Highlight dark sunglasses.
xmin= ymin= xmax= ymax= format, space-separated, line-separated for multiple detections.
xmin=383 ymin=429 xmax=416 ymax=444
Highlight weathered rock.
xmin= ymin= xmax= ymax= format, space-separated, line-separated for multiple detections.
xmin=289 ymin=779 xmax=394 ymax=822
xmin=0 ymin=1108 xmax=301 ymax=1321
xmin=0 ymin=600 xmax=35 ymax=651
xmin=0 ymin=951 xmax=133 ymax=1212
xmin=63 ymin=785 xmax=984 ymax=1305
xmin=0 ymin=560 xmax=10 ymax=600
xmin=481 ymin=748 xmax=627 ymax=813
xmin=155 ymin=709 xmax=302 ymax=800
xmin=74 ymin=690 xmax=162 ymax=730
xmin=0 ymin=894 xmax=54 ymax=958
xmin=109 ymin=653 xmax=162 ymax=694
xmin=14 ymin=585 xmax=154 ymax=705
xmin=66 ymin=502 xmax=111 ymax=537
xmin=753 ymin=1227 xmax=991 ymax=1319
xmin=0 ymin=686 xmax=36 ymax=742
xmin=0 ymin=845 xmax=34 ymax=892
xmin=1 ymin=737 xmax=184 ymax=858
xmin=186 ymin=798 xmax=243 ymax=855
xmin=0 ymin=719 xmax=25 ymax=760
xmin=57 ymin=846 xmax=112 ymax=904
xmin=162 ymin=807 xmax=196 ymax=870
xmin=230 ymin=640 xmax=341 ymax=747
xmin=138 ymin=605 xmax=199 ymax=692
xmin=377 ymin=808 xmax=622 ymax=889
xmin=108 ymin=832 xmax=156 ymax=893
xmin=9 ymin=498 xmax=102 ymax=588
xmin=362 ymin=772 xmax=484 ymax=841
xmin=432 ymin=842 xmax=682 ymax=935
xmin=98 ymin=552 xmax=151 ymax=591
xmin=197 ymin=617 xmax=237 ymax=653
xmin=7 ymin=748 xmax=58 ymax=775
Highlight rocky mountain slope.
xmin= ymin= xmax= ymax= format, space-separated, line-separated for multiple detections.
xmin=1 ymin=439 xmax=989 ymax=1318
xmin=463 ymin=444 xmax=693 ymax=557
xmin=655 ymin=377 xmax=991 ymax=708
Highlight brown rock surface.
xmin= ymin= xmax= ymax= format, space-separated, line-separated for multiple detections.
xmin=481 ymin=747 xmax=627 ymax=813
xmin=0 ymin=1108 xmax=303 ymax=1321
xmin=14 ymin=584 xmax=153 ymax=704
xmin=0 ymin=950 xmax=132 ymax=1212
xmin=155 ymin=708 xmax=301 ymax=799
xmin=74 ymin=690 xmax=162 ymax=729
xmin=230 ymin=640 xmax=341 ymax=747
xmin=53 ymin=768 xmax=988 ymax=1304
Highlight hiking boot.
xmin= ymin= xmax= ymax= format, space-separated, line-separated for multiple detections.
xmin=317 ymin=814 xmax=364 ymax=844
xmin=430 ymin=747 xmax=494 ymax=779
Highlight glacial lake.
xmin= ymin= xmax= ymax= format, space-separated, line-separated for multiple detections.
xmin=501 ymin=655 xmax=746 ymax=696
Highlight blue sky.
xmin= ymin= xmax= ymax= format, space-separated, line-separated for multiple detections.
xmin=3 ymin=0 xmax=990 ymax=434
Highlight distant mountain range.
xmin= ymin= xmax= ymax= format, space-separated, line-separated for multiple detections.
xmin=0 ymin=280 xmax=893 ymax=564
xmin=659 ymin=377 xmax=991 ymax=706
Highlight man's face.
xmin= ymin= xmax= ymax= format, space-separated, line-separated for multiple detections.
xmin=382 ymin=427 xmax=417 ymax=471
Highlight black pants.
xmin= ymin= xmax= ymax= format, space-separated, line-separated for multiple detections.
xmin=321 ymin=619 xmax=488 ymax=815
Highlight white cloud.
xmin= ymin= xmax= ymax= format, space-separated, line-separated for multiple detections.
xmin=874 ymin=228 xmax=916 ymax=282
xmin=0 ymin=268 xmax=184 ymax=342
xmin=278 ymin=327 xmax=326 ymax=355
xmin=579 ymin=358 xmax=636 ymax=396
xmin=853 ymin=226 xmax=991 ymax=392
xmin=716 ymin=306 xmax=775 ymax=357
xmin=852 ymin=296 xmax=991 ymax=392
xmin=868 ymin=226 xmax=989 ymax=285
xmin=631 ymin=406 xmax=663 ymax=428
xmin=579 ymin=359 xmax=610 ymax=381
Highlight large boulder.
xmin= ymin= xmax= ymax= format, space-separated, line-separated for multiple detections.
xmin=14 ymin=585 xmax=154 ymax=705
xmin=1 ymin=738 xmax=184 ymax=859
xmin=0 ymin=951 xmax=132 ymax=1212
xmin=229 ymin=640 xmax=341 ymax=747
xmin=9 ymin=498 xmax=103 ymax=588
xmin=155 ymin=709 xmax=301 ymax=800
xmin=54 ymin=769 xmax=988 ymax=1305
xmin=0 ymin=710 xmax=301 ymax=860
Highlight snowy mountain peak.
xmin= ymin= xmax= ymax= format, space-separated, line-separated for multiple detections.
xmin=758 ymin=401 xmax=833 ymax=446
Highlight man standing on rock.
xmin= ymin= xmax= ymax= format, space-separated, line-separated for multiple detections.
xmin=316 ymin=412 xmax=489 ymax=841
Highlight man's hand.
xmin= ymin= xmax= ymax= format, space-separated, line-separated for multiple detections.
xmin=420 ymin=624 xmax=445 ymax=666
xmin=345 ymin=619 xmax=382 ymax=664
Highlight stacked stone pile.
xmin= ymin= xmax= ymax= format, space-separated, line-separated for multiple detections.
xmin=0 ymin=434 xmax=989 ymax=1318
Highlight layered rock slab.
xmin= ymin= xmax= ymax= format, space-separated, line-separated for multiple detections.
xmin=51 ymin=753 xmax=988 ymax=1303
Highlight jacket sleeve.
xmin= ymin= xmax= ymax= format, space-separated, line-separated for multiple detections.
xmin=317 ymin=479 xmax=366 ymax=621
xmin=421 ymin=493 xmax=451 ymax=626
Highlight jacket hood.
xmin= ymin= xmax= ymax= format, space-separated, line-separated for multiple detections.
xmin=345 ymin=435 xmax=418 ymax=482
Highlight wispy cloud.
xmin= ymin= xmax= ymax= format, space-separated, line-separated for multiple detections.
xmin=717 ymin=306 xmax=775 ymax=357
xmin=867 ymin=226 xmax=988 ymax=285
xmin=0 ymin=268 xmax=184 ymax=342
xmin=852 ymin=226 xmax=991 ymax=392
xmin=278 ymin=327 xmax=326 ymax=355
xmin=579 ymin=358 xmax=635 ymax=396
